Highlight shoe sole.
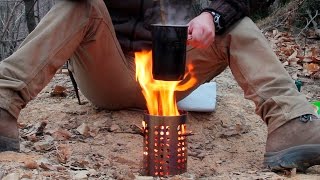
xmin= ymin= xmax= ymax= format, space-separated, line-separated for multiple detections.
xmin=0 ymin=136 xmax=19 ymax=152
xmin=264 ymin=144 xmax=320 ymax=172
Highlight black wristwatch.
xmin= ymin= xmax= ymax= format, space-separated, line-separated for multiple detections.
xmin=201 ymin=9 xmax=224 ymax=33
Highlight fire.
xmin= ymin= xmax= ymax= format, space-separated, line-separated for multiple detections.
xmin=135 ymin=51 xmax=196 ymax=116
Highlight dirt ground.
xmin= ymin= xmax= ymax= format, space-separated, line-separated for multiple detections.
xmin=0 ymin=34 xmax=320 ymax=179
xmin=0 ymin=66 xmax=319 ymax=179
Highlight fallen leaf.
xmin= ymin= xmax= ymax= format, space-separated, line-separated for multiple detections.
xmin=56 ymin=144 xmax=72 ymax=164
xmin=50 ymin=85 xmax=67 ymax=97
xmin=22 ymin=121 xmax=48 ymax=138
xmin=39 ymin=162 xmax=56 ymax=171
xmin=302 ymin=57 xmax=313 ymax=63
xmin=288 ymin=50 xmax=298 ymax=61
xmin=291 ymin=72 xmax=298 ymax=80
xmin=306 ymin=63 xmax=320 ymax=73
xmin=24 ymin=160 xmax=38 ymax=169
xmin=89 ymin=128 xmax=99 ymax=137
xmin=289 ymin=57 xmax=299 ymax=65
xmin=311 ymin=47 xmax=318 ymax=57
xmin=21 ymin=173 xmax=32 ymax=179
xmin=52 ymin=129 xmax=72 ymax=140
xmin=34 ymin=141 xmax=53 ymax=151
xmin=282 ymin=61 xmax=289 ymax=66
xmin=76 ymin=123 xmax=90 ymax=137
xmin=312 ymin=56 xmax=320 ymax=62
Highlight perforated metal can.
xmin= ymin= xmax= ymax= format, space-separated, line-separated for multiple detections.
xmin=142 ymin=112 xmax=188 ymax=177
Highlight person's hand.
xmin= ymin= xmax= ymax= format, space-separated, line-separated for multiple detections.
xmin=187 ymin=12 xmax=215 ymax=48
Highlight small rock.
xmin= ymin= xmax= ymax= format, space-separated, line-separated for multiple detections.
xmin=109 ymin=124 xmax=120 ymax=132
xmin=197 ymin=152 xmax=206 ymax=159
xmin=44 ymin=135 xmax=55 ymax=142
xmin=77 ymin=123 xmax=90 ymax=137
xmin=103 ymin=159 xmax=111 ymax=166
xmin=248 ymin=170 xmax=256 ymax=174
xmin=216 ymin=160 xmax=223 ymax=164
xmin=2 ymin=173 xmax=19 ymax=180
xmin=34 ymin=141 xmax=53 ymax=151
xmin=20 ymin=144 xmax=32 ymax=153
xmin=88 ymin=169 xmax=98 ymax=176
xmin=32 ymin=169 xmax=39 ymax=175
xmin=22 ymin=121 xmax=47 ymax=137
xmin=134 ymin=175 xmax=154 ymax=180
xmin=73 ymin=170 xmax=89 ymax=179
xmin=21 ymin=173 xmax=32 ymax=179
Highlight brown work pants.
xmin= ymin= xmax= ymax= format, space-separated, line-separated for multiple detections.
xmin=0 ymin=0 xmax=316 ymax=133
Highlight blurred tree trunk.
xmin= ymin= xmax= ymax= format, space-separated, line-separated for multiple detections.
xmin=23 ymin=0 xmax=36 ymax=33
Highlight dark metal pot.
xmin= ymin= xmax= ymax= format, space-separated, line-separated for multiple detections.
xmin=151 ymin=24 xmax=188 ymax=81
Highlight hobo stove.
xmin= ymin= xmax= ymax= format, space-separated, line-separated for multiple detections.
xmin=142 ymin=112 xmax=188 ymax=176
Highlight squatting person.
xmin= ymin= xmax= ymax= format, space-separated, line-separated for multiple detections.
xmin=0 ymin=0 xmax=319 ymax=172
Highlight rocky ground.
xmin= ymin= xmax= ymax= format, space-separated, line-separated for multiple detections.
xmin=0 ymin=31 xmax=319 ymax=179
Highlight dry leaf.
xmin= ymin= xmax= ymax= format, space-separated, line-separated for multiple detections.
xmin=311 ymin=47 xmax=318 ymax=57
xmin=272 ymin=29 xmax=279 ymax=37
xmin=291 ymin=72 xmax=298 ymax=80
xmin=27 ymin=134 xmax=38 ymax=142
xmin=282 ymin=61 xmax=289 ymax=66
xmin=306 ymin=63 xmax=320 ymax=73
xmin=312 ymin=56 xmax=320 ymax=62
xmin=76 ymin=123 xmax=90 ymax=137
xmin=21 ymin=173 xmax=32 ymax=179
xmin=24 ymin=160 xmax=38 ymax=169
xmin=52 ymin=129 xmax=72 ymax=140
xmin=288 ymin=50 xmax=298 ymax=61
xmin=39 ymin=162 xmax=56 ymax=171
xmin=22 ymin=121 xmax=47 ymax=138
xmin=50 ymin=85 xmax=67 ymax=97
xmin=56 ymin=144 xmax=72 ymax=164
xmin=302 ymin=57 xmax=313 ymax=63
xmin=34 ymin=141 xmax=53 ymax=151
xmin=289 ymin=58 xmax=299 ymax=66
xmin=89 ymin=128 xmax=99 ymax=137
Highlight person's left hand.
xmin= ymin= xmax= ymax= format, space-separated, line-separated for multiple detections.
xmin=187 ymin=12 xmax=215 ymax=48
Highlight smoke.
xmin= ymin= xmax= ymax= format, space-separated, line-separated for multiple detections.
xmin=159 ymin=0 xmax=193 ymax=25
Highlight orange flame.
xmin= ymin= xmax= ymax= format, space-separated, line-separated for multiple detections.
xmin=135 ymin=51 xmax=197 ymax=116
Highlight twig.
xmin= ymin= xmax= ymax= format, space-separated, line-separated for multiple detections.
xmin=0 ymin=0 xmax=23 ymax=41
xmin=307 ymin=10 xmax=320 ymax=37
xmin=261 ymin=13 xmax=290 ymax=33
xmin=297 ymin=9 xmax=319 ymax=38
xmin=0 ymin=38 xmax=25 ymax=44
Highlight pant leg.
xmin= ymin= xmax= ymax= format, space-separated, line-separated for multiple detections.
xmin=67 ymin=0 xmax=145 ymax=110
xmin=0 ymin=0 xmax=98 ymax=118
xmin=226 ymin=17 xmax=317 ymax=133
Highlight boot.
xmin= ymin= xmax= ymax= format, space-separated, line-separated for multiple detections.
xmin=264 ymin=114 xmax=320 ymax=172
xmin=0 ymin=108 xmax=19 ymax=152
